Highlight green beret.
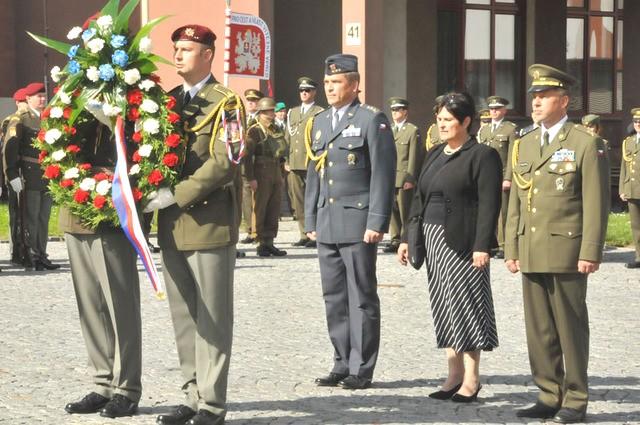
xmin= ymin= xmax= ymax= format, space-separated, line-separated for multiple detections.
xmin=275 ymin=102 xmax=286 ymax=112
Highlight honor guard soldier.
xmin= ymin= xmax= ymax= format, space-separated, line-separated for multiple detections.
xmin=478 ymin=96 xmax=518 ymax=259
xmin=384 ymin=97 xmax=422 ymax=253
xmin=274 ymin=101 xmax=287 ymax=131
xmin=146 ymin=24 xmax=243 ymax=425
xmin=506 ymin=64 xmax=610 ymax=424
xmin=581 ymin=114 xmax=610 ymax=153
xmin=240 ymin=88 xmax=264 ymax=244
xmin=286 ymin=76 xmax=324 ymax=247
xmin=244 ymin=97 xmax=288 ymax=257
xmin=3 ymin=82 xmax=59 ymax=270
xmin=305 ymin=54 xmax=396 ymax=390
xmin=478 ymin=108 xmax=491 ymax=129
xmin=425 ymin=95 xmax=444 ymax=151
xmin=619 ymin=108 xmax=640 ymax=269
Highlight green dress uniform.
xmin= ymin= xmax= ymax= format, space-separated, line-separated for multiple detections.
xmin=425 ymin=123 xmax=442 ymax=151
xmin=241 ymin=111 xmax=258 ymax=239
xmin=158 ymin=75 xmax=243 ymax=418
xmin=619 ymin=129 xmax=640 ymax=264
xmin=505 ymin=64 xmax=609 ymax=416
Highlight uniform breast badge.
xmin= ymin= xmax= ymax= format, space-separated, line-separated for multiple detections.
xmin=347 ymin=153 xmax=357 ymax=166
xmin=315 ymin=130 xmax=322 ymax=140
xmin=556 ymin=177 xmax=565 ymax=192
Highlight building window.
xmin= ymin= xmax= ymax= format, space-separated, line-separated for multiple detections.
xmin=438 ymin=0 xmax=524 ymax=113
xmin=567 ymin=0 xmax=623 ymax=114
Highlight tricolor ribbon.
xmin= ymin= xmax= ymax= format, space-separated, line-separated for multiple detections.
xmin=111 ymin=116 xmax=165 ymax=299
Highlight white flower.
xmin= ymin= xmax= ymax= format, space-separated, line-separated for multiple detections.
xmin=142 ymin=118 xmax=159 ymax=134
xmin=67 ymin=26 xmax=82 ymax=40
xmin=79 ymin=178 xmax=96 ymax=192
xmin=64 ymin=167 xmax=80 ymax=179
xmin=58 ymin=91 xmax=72 ymax=105
xmin=86 ymin=37 xmax=105 ymax=54
xmin=44 ymin=128 xmax=62 ymax=145
xmin=147 ymin=190 xmax=158 ymax=199
xmin=128 ymin=164 xmax=141 ymax=175
xmin=51 ymin=150 xmax=66 ymax=161
xmin=50 ymin=66 xmax=62 ymax=83
xmin=123 ymin=68 xmax=141 ymax=85
xmin=86 ymin=66 xmax=100 ymax=82
xmin=50 ymin=107 xmax=64 ymax=119
xmin=134 ymin=120 xmax=142 ymax=132
xmin=95 ymin=180 xmax=112 ymax=196
xmin=96 ymin=15 xmax=113 ymax=32
xmin=138 ymin=79 xmax=156 ymax=91
xmin=139 ymin=36 xmax=153 ymax=53
xmin=138 ymin=144 xmax=153 ymax=157
xmin=140 ymin=99 xmax=159 ymax=114
xmin=102 ymin=103 xmax=122 ymax=117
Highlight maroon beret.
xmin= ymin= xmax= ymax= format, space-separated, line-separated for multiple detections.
xmin=171 ymin=25 xmax=216 ymax=46
xmin=13 ymin=88 xmax=27 ymax=102
xmin=24 ymin=82 xmax=45 ymax=96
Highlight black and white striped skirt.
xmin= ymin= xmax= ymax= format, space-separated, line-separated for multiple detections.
xmin=424 ymin=223 xmax=499 ymax=353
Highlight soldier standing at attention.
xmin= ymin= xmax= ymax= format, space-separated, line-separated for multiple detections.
xmin=478 ymin=108 xmax=491 ymax=131
xmin=3 ymin=82 xmax=59 ymax=270
xmin=274 ymin=102 xmax=287 ymax=131
xmin=425 ymin=95 xmax=444 ymax=151
xmin=146 ymin=25 xmax=243 ymax=425
xmin=305 ymin=54 xmax=396 ymax=390
xmin=619 ymin=108 xmax=640 ymax=269
xmin=286 ymin=77 xmax=324 ymax=247
xmin=478 ymin=96 xmax=518 ymax=259
xmin=384 ymin=97 xmax=422 ymax=253
xmin=240 ymin=88 xmax=264 ymax=244
xmin=244 ymin=97 xmax=288 ymax=257
xmin=506 ymin=64 xmax=609 ymax=424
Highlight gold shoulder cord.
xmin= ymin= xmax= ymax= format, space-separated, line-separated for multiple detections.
xmin=304 ymin=116 xmax=327 ymax=171
xmin=622 ymin=137 xmax=633 ymax=162
xmin=425 ymin=124 xmax=433 ymax=151
xmin=511 ymin=138 xmax=533 ymax=211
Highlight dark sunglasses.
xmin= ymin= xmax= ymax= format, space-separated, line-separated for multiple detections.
xmin=634 ymin=120 xmax=640 ymax=124
xmin=299 ymin=88 xmax=312 ymax=93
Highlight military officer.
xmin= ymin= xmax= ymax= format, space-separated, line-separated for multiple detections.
xmin=244 ymin=88 xmax=263 ymax=127
xmin=305 ymin=54 xmax=396 ymax=390
xmin=244 ymin=97 xmax=288 ymax=257
xmin=619 ymin=108 xmax=640 ymax=269
xmin=3 ymin=82 xmax=59 ymax=270
xmin=479 ymin=108 xmax=491 ymax=129
xmin=286 ymin=76 xmax=324 ymax=247
xmin=240 ymin=88 xmax=263 ymax=244
xmin=478 ymin=95 xmax=518 ymax=259
xmin=147 ymin=25 xmax=243 ymax=425
xmin=425 ymin=95 xmax=444 ymax=151
xmin=384 ymin=97 xmax=422 ymax=253
xmin=505 ymin=64 xmax=609 ymax=424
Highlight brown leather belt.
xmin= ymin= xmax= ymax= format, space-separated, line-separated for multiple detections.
xmin=19 ymin=156 xmax=39 ymax=164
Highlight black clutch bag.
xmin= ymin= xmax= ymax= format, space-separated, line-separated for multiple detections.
xmin=406 ymin=215 xmax=425 ymax=270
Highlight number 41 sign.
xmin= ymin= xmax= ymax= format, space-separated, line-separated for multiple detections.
xmin=345 ymin=23 xmax=361 ymax=46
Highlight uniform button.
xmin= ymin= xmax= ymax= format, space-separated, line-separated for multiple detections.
xmin=532 ymin=207 xmax=537 ymax=213
xmin=535 ymin=170 xmax=541 ymax=176
xmin=295 ymin=149 xmax=298 ymax=153
xmin=329 ymin=161 xmax=333 ymax=167
xmin=357 ymin=202 xmax=362 ymax=207
xmin=445 ymin=198 xmax=451 ymax=203
xmin=203 ymin=201 xmax=208 ymax=205
xmin=533 ymin=188 xmax=539 ymax=194
xmin=632 ymin=178 xmax=636 ymax=181
xmin=329 ymin=143 xmax=334 ymax=149
xmin=568 ymin=231 xmax=573 ymax=236
xmin=329 ymin=198 xmax=334 ymax=204
xmin=446 ymin=208 xmax=452 ymax=213
xmin=348 ymin=144 xmax=353 ymax=148
xmin=329 ymin=179 xmax=333 ymax=185
xmin=531 ymin=227 xmax=536 ymax=232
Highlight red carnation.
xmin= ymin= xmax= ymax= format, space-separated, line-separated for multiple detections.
xmin=66 ymin=144 xmax=80 ymax=153
xmin=166 ymin=96 xmax=177 ymax=110
xmin=74 ymin=189 xmax=90 ymax=204
xmin=60 ymin=179 xmax=74 ymax=188
xmin=44 ymin=165 xmax=61 ymax=179
xmin=93 ymin=195 xmax=106 ymax=209
xmin=63 ymin=107 xmax=72 ymax=120
xmin=79 ymin=163 xmax=91 ymax=170
xmin=37 ymin=129 xmax=46 ymax=142
xmin=132 ymin=131 xmax=143 ymax=143
xmin=38 ymin=150 xmax=48 ymax=163
xmin=164 ymin=133 xmax=181 ymax=148
xmin=94 ymin=172 xmax=109 ymax=181
xmin=167 ymin=112 xmax=180 ymax=124
xmin=41 ymin=108 xmax=51 ymax=119
xmin=132 ymin=150 xmax=141 ymax=162
xmin=127 ymin=89 xmax=143 ymax=106
xmin=63 ymin=125 xmax=77 ymax=135
xmin=132 ymin=188 xmax=143 ymax=202
xmin=149 ymin=74 xmax=161 ymax=83
xmin=73 ymin=89 xmax=81 ymax=98
xmin=147 ymin=169 xmax=164 ymax=186
xmin=162 ymin=152 xmax=179 ymax=167
xmin=53 ymin=86 xmax=60 ymax=94
xmin=127 ymin=107 xmax=140 ymax=121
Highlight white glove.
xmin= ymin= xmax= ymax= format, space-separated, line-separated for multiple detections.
xmin=9 ymin=177 xmax=23 ymax=194
xmin=143 ymin=187 xmax=176 ymax=213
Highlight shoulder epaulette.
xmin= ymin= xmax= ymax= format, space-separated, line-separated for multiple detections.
xmin=518 ymin=125 xmax=537 ymax=138
xmin=213 ymin=83 xmax=234 ymax=98
xmin=503 ymin=121 xmax=517 ymax=128
xmin=572 ymin=123 xmax=593 ymax=135
xmin=361 ymin=104 xmax=380 ymax=113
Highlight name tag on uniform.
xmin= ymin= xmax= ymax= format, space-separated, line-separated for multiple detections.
xmin=551 ymin=148 xmax=575 ymax=162
xmin=341 ymin=127 xmax=361 ymax=137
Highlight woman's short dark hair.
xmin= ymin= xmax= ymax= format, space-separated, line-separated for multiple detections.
xmin=437 ymin=92 xmax=476 ymax=126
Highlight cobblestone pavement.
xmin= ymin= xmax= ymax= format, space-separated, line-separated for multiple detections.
xmin=0 ymin=219 xmax=639 ymax=424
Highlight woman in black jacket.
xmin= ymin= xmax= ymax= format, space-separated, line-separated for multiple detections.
xmin=398 ymin=92 xmax=502 ymax=403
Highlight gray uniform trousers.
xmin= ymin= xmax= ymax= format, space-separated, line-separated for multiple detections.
xmin=161 ymin=245 xmax=235 ymax=416
xmin=287 ymin=170 xmax=307 ymax=238
xmin=629 ymin=199 xmax=640 ymax=261
xmin=317 ymin=241 xmax=380 ymax=380
xmin=26 ymin=189 xmax=52 ymax=261
xmin=66 ymin=231 xmax=142 ymax=401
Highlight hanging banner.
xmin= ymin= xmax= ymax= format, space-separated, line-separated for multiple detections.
xmin=226 ymin=12 xmax=271 ymax=79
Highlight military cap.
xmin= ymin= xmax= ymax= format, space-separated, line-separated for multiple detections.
xmin=631 ymin=108 xmax=640 ymax=120
xmin=487 ymin=96 xmax=509 ymax=108
xmin=479 ymin=108 xmax=491 ymax=122
xmin=275 ymin=102 xmax=286 ymax=112
xmin=171 ymin=24 xmax=216 ymax=46
xmin=581 ymin=114 xmax=601 ymax=127
xmin=13 ymin=88 xmax=27 ymax=102
xmin=388 ymin=97 xmax=409 ymax=109
xmin=298 ymin=77 xmax=317 ymax=89
xmin=325 ymin=54 xmax=358 ymax=75
xmin=528 ymin=64 xmax=576 ymax=93
xmin=244 ymin=89 xmax=264 ymax=101
xmin=23 ymin=82 xmax=45 ymax=96
xmin=257 ymin=97 xmax=276 ymax=112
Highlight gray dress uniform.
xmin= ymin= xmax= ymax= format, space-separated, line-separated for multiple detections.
xmin=305 ymin=99 xmax=396 ymax=380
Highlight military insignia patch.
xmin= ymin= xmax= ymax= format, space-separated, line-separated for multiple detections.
xmin=185 ymin=28 xmax=195 ymax=37
xmin=347 ymin=153 xmax=357 ymax=165
xmin=555 ymin=177 xmax=565 ymax=191
xmin=8 ymin=127 xmax=17 ymax=137
xmin=549 ymin=163 xmax=558 ymax=171
xmin=315 ymin=130 xmax=321 ymax=140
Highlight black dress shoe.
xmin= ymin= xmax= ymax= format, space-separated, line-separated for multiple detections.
xmin=148 ymin=242 xmax=161 ymax=253
xmin=293 ymin=238 xmax=310 ymax=247
xmin=186 ymin=409 xmax=225 ymax=425
xmin=36 ymin=259 xmax=60 ymax=270
xmin=338 ymin=375 xmax=372 ymax=390
xmin=304 ymin=239 xmax=317 ymax=248
xmin=382 ymin=243 xmax=399 ymax=253
xmin=428 ymin=382 xmax=462 ymax=400
xmin=236 ymin=251 xmax=246 ymax=258
xmin=315 ymin=372 xmax=349 ymax=387
xmin=451 ymin=384 xmax=482 ymax=403
xmin=240 ymin=236 xmax=255 ymax=244
xmin=265 ymin=245 xmax=287 ymax=256
xmin=256 ymin=245 xmax=271 ymax=257
xmin=157 ymin=405 xmax=197 ymax=425
xmin=552 ymin=407 xmax=586 ymax=424
xmin=99 ymin=394 xmax=138 ymax=418
xmin=625 ymin=261 xmax=640 ymax=269
xmin=493 ymin=250 xmax=505 ymax=259
xmin=516 ymin=401 xmax=559 ymax=419
xmin=65 ymin=392 xmax=110 ymax=414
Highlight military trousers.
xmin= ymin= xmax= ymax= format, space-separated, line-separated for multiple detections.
xmin=317 ymin=241 xmax=380 ymax=380
xmin=25 ymin=189 xmax=52 ymax=261
xmin=628 ymin=199 xmax=640 ymax=261
xmin=254 ymin=161 xmax=283 ymax=245
xmin=389 ymin=187 xmax=413 ymax=244
xmin=287 ymin=169 xmax=307 ymax=238
xmin=241 ymin=176 xmax=256 ymax=237
xmin=66 ymin=231 xmax=142 ymax=402
xmin=522 ymin=272 xmax=589 ymax=411
xmin=497 ymin=188 xmax=510 ymax=249
xmin=161 ymin=245 xmax=235 ymax=417
xmin=7 ymin=186 xmax=26 ymax=261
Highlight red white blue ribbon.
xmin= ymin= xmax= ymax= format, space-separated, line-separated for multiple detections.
xmin=111 ymin=116 xmax=165 ymax=299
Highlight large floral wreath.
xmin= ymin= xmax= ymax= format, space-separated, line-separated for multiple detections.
xmin=29 ymin=0 xmax=183 ymax=228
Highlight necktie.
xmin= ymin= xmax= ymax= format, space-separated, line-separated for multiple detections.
xmin=542 ymin=131 xmax=550 ymax=154
xmin=184 ymin=91 xmax=192 ymax=105
xmin=332 ymin=110 xmax=339 ymax=131
xmin=492 ymin=123 xmax=497 ymax=133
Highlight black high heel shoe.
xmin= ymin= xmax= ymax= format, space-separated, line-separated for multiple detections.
xmin=428 ymin=382 xmax=462 ymax=400
xmin=451 ymin=384 xmax=482 ymax=403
